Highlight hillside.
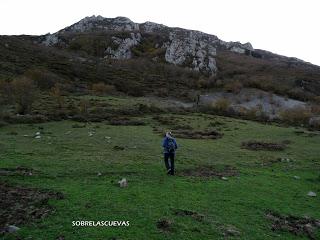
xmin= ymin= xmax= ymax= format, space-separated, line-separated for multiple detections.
xmin=1 ymin=15 xmax=320 ymax=101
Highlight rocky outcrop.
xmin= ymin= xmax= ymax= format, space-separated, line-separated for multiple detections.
xmin=163 ymin=30 xmax=219 ymax=74
xmin=104 ymin=32 xmax=141 ymax=59
xmin=41 ymin=16 xmax=254 ymax=75
xmin=62 ymin=15 xmax=139 ymax=33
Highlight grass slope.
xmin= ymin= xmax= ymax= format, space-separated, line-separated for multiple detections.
xmin=0 ymin=113 xmax=320 ymax=239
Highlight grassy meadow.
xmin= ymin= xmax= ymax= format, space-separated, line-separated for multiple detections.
xmin=1 ymin=108 xmax=320 ymax=239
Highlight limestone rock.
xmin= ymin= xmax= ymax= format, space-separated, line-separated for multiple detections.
xmin=118 ymin=178 xmax=128 ymax=188
xmin=307 ymin=191 xmax=317 ymax=197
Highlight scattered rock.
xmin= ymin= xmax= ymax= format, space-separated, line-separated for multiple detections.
xmin=221 ymin=177 xmax=228 ymax=181
xmin=307 ymin=191 xmax=317 ymax=197
xmin=293 ymin=176 xmax=300 ymax=180
xmin=88 ymin=132 xmax=94 ymax=137
xmin=4 ymin=225 xmax=20 ymax=233
xmin=97 ymin=172 xmax=102 ymax=176
xmin=118 ymin=178 xmax=128 ymax=188
xmin=35 ymin=135 xmax=41 ymax=139
xmin=266 ymin=211 xmax=320 ymax=239
xmin=222 ymin=225 xmax=241 ymax=237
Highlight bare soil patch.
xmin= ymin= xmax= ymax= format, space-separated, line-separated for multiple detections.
xmin=179 ymin=165 xmax=238 ymax=178
xmin=266 ymin=211 xmax=320 ymax=240
xmin=108 ymin=117 xmax=145 ymax=126
xmin=172 ymin=208 xmax=204 ymax=222
xmin=156 ymin=218 xmax=174 ymax=232
xmin=173 ymin=129 xmax=223 ymax=139
xmin=0 ymin=166 xmax=36 ymax=176
xmin=241 ymin=140 xmax=288 ymax=151
xmin=0 ymin=182 xmax=64 ymax=232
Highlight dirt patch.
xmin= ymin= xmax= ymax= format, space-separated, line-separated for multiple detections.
xmin=171 ymin=129 xmax=223 ymax=139
xmin=0 ymin=182 xmax=64 ymax=232
xmin=179 ymin=165 xmax=238 ymax=178
xmin=0 ymin=166 xmax=36 ymax=176
xmin=241 ymin=140 xmax=287 ymax=151
xmin=156 ymin=218 xmax=174 ymax=232
xmin=172 ymin=209 xmax=204 ymax=222
xmin=113 ymin=145 xmax=125 ymax=151
xmin=266 ymin=211 xmax=320 ymax=240
xmin=108 ymin=117 xmax=145 ymax=126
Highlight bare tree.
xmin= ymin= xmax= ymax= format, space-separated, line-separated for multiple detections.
xmin=11 ymin=77 xmax=38 ymax=114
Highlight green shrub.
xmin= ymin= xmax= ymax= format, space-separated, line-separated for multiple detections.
xmin=11 ymin=77 xmax=38 ymax=114
xmin=212 ymin=98 xmax=231 ymax=112
xmin=280 ymin=106 xmax=311 ymax=124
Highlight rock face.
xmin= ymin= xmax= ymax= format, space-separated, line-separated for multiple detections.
xmin=42 ymin=15 xmax=254 ymax=75
xmin=105 ymin=32 xmax=141 ymax=59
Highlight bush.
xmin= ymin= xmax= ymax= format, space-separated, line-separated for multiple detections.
xmin=11 ymin=77 xmax=38 ymax=114
xmin=50 ymin=84 xmax=65 ymax=109
xmin=92 ymin=82 xmax=115 ymax=95
xmin=212 ymin=98 xmax=231 ymax=112
xmin=25 ymin=68 xmax=61 ymax=90
xmin=280 ymin=106 xmax=312 ymax=124
xmin=0 ymin=80 xmax=13 ymax=104
xmin=223 ymin=80 xmax=243 ymax=94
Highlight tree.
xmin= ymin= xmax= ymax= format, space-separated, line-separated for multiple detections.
xmin=11 ymin=77 xmax=38 ymax=114
xmin=50 ymin=83 xmax=65 ymax=109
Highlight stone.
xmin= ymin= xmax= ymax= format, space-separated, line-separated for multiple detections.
xmin=5 ymin=225 xmax=20 ymax=233
xmin=221 ymin=177 xmax=228 ymax=181
xmin=293 ymin=176 xmax=300 ymax=179
xmin=35 ymin=135 xmax=41 ymax=139
xmin=307 ymin=191 xmax=317 ymax=197
xmin=104 ymin=33 xmax=141 ymax=59
xmin=41 ymin=16 xmax=255 ymax=75
xmin=118 ymin=178 xmax=128 ymax=188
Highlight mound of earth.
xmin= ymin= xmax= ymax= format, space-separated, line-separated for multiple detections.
xmin=266 ymin=211 xmax=320 ymax=240
xmin=241 ymin=140 xmax=287 ymax=151
xmin=172 ymin=208 xmax=204 ymax=222
xmin=156 ymin=218 xmax=174 ymax=232
xmin=0 ymin=166 xmax=35 ymax=176
xmin=173 ymin=129 xmax=223 ymax=139
xmin=179 ymin=165 xmax=238 ymax=178
xmin=0 ymin=182 xmax=64 ymax=232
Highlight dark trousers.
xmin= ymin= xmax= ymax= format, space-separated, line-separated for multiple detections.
xmin=164 ymin=152 xmax=175 ymax=175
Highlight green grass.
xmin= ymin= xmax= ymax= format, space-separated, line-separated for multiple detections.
xmin=1 ymin=113 xmax=320 ymax=240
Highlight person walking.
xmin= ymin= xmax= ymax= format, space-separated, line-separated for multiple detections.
xmin=162 ymin=132 xmax=178 ymax=175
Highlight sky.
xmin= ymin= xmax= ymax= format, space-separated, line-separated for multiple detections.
xmin=1 ymin=0 xmax=320 ymax=66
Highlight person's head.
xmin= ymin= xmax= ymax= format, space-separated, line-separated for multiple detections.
xmin=165 ymin=131 xmax=173 ymax=138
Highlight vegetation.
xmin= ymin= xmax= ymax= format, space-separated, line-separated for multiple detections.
xmin=1 ymin=113 xmax=319 ymax=239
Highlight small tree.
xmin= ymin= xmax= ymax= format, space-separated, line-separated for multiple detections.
xmin=11 ymin=77 xmax=38 ymax=114
xmin=50 ymin=83 xmax=65 ymax=109
xmin=0 ymin=80 xmax=13 ymax=104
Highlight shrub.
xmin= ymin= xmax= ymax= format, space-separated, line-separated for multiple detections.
xmin=25 ymin=68 xmax=61 ymax=90
xmin=50 ymin=84 xmax=65 ymax=109
xmin=212 ymin=98 xmax=231 ymax=112
xmin=11 ymin=77 xmax=38 ymax=114
xmin=280 ymin=106 xmax=312 ymax=124
xmin=92 ymin=82 xmax=115 ymax=95
xmin=223 ymin=80 xmax=243 ymax=94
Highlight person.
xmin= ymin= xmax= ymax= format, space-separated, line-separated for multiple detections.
xmin=162 ymin=131 xmax=178 ymax=175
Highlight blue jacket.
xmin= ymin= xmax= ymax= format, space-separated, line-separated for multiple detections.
xmin=162 ymin=136 xmax=178 ymax=154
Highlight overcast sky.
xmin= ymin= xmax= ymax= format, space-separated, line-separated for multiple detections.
xmin=1 ymin=0 xmax=319 ymax=66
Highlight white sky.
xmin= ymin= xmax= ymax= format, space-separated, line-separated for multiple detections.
xmin=1 ymin=0 xmax=320 ymax=66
